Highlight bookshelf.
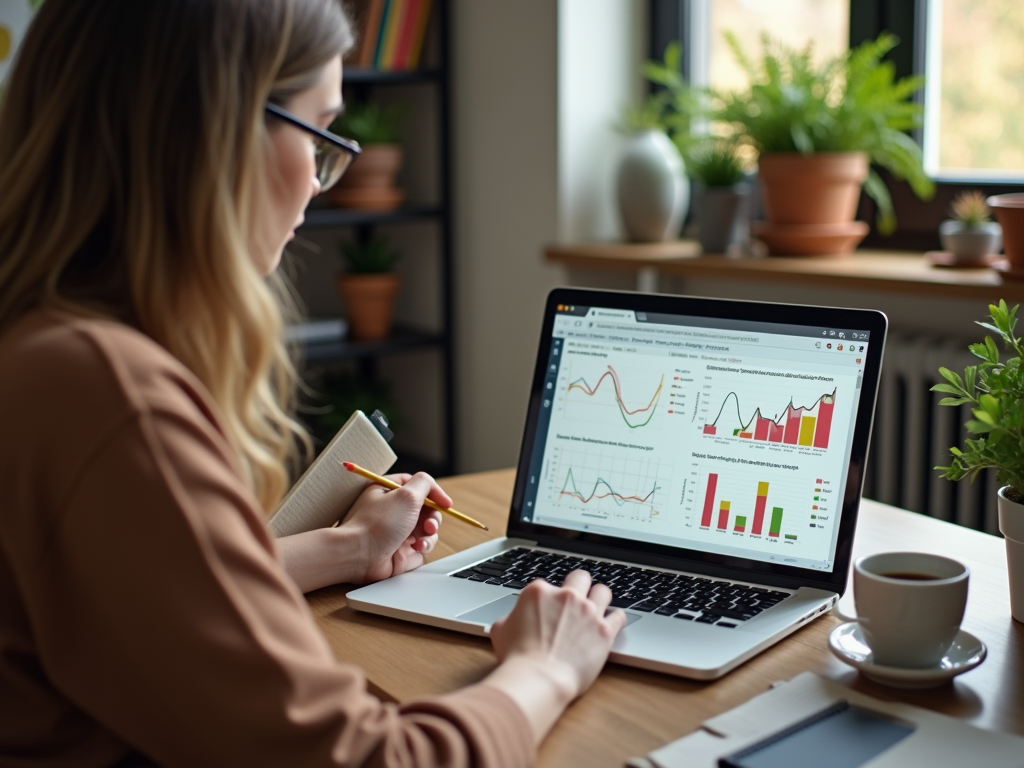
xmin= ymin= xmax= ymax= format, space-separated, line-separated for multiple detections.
xmin=294 ymin=0 xmax=454 ymax=477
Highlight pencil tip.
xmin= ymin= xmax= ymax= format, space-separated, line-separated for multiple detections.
xmin=342 ymin=461 xmax=353 ymax=470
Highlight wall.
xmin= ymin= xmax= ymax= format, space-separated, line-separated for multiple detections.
xmin=451 ymin=0 xmax=647 ymax=472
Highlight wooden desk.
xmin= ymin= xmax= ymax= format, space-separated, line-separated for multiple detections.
xmin=308 ymin=469 xmax=1024 ymax=767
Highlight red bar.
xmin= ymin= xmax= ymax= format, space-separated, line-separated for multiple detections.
xmin=814 ymin=396 xmax=835 ymax=448
xmin=703 ymin=424 xmax=717 ymax=435
xmin=717 ymin=504 xmax=729 ymax=530
xmin=768 ymin=421 xmax=785 ymax=442
xmin=753 ymin=493 xmax=768 ymax=535
xmin=754 ymin=416 xmax=771 ymax=441
xmin=701 ymin=473 xmax=718 ymax=527
xmin=734 ymin=525 xmax=745 ymax=533
xmin=768 ymin=531 xmax=779 ymax=538
xmin=783 ymin=406 xmax=801 ymax=444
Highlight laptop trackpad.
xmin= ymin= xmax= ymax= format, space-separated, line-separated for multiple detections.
xmin=457 ymin=594 xmax=644 ymax=629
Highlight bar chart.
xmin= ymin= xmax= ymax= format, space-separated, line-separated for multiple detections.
xmin=701 ymin=388 xmax=838 ymax=450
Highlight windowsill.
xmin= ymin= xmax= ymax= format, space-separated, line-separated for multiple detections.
xmin=544 ymin=243 xmax=1024 ymax=302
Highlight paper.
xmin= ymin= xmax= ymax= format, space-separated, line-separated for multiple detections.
xmin=268 ymin=411 xmax=396 ymax=537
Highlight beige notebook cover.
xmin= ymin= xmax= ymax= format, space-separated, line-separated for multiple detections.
xmin=269 ymin=410 xmax=397 ymax=537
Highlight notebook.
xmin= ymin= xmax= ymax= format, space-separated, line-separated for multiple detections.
xmin=347 ymin=288 xmax=887 ymax=679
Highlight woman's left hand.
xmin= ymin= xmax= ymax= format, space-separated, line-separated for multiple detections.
xmin=341 ymin=472 xmax=448 ymax=583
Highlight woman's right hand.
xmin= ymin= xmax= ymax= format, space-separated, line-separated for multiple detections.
xmin=489 ymin=570 xmax=627 ymax=706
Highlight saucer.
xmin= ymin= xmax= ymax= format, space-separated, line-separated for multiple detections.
xmin=828 ymin=622 xmax=986 ymax=689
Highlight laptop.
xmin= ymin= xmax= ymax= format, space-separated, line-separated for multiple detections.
xmin=348 ymin=288 xmax=887 ymax=679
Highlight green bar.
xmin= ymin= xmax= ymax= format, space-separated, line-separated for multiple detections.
xmin=735 ymin=515 xmax=747 ymax=527
xmin=785 ymin=534 xmax=798 ymax=540
xmin=811 ymin=514 xmax=817 ymax=520
xmin=769 ymin=506 xmax=784 ymax=536
xmin=814 ymin=496 xmax=819 ymax=501
xmin=733 ymin=428 xmax=741 ymax=436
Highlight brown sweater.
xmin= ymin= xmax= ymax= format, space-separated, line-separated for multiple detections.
xmin=0 ymin=310 xmax=534 ymax=768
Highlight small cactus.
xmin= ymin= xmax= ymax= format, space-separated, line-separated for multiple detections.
xmin=949 ymin=190 xmax=991 ymax=227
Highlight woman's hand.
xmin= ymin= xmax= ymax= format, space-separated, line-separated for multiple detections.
xmin=482 ymin=570 xmax=628 ymax=742
xmin=274 ymin=472 xmax=447 ymax=593
xmin=340 ymin=472 xmax=448 ymax=583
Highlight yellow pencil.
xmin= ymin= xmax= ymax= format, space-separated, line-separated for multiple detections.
xmin=342 ymin=461 xmax=489 ymax=531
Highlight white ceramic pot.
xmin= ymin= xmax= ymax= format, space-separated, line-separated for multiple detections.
xmin=997 ymin=485 xmax=1024 ymax=622
xmin=938 ymin=220 xmax=1002 ymax=262
xmin=616 ymin=130 xmax=689 ymax=243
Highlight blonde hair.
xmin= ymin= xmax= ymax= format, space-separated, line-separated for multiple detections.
xmin=0 ymin=0 xmax=353 ymax=511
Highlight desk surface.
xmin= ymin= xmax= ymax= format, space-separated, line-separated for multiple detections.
xmin=308 ymin=469 xmax=1024 ymax=767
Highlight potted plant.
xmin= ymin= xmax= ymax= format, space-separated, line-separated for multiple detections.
xmin=932 ymin=191 xmax=1002 ymax=268
xmin=932 ymin=300 xmax=1024 ymax=621
xmin=649 ymin=34 xmax=934 ymax=256
xmin=328 ymin=102 xmax=405 ymax=210
xmin=615 ymin=94 xmax=689 ymax=242
xmin=336 ymin=236 xmax=401 ymax=340
xmin=986 ymin=193 xmax=1024 ymax=280
xmin=684 ymin=138 xmax=750 ymax=254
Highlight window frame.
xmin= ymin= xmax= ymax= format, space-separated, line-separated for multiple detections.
xmin=651 ymin=0 xmax=1024 ymax=250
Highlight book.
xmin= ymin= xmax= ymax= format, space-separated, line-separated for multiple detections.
xmin=268 ymin=411 xmax=396 ymax=537
xmin=392 ymin=0 xmax=421 ymax=71
xmin=406 ymin=0 xmax=433 ymax=69
xmin=378 ymin=0 xmax=406 ymax=70
xmin=356 ymin=0 xmax=386 ymax=69
xmin=372 ymin=0 xmax=393 ymax=69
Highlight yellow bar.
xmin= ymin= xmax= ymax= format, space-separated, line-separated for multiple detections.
xmin=757 ymin=481 xmax=769 ymax=497
xmin=721 ymin=501 xmax=731 ymax=510
xmin=798 ymin=415 xmax=816 ymax=446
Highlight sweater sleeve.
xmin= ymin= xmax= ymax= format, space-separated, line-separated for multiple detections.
xmin=16 ymin=365 xmax=534 ymax=768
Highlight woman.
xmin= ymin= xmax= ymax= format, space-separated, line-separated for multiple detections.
xmin=0 ymin=1 xmax=626 ymax=766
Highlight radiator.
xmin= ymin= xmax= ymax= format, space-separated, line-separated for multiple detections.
xmin=862 ymin=333 xmax=1001 ymax=534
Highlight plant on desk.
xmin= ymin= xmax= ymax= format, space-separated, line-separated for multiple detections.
xmin=932 ymin=300 xmax=1024 ymax=621
xmin=328 ymin=102 xmax=406 ymax=211
xmin=336 ymin=235 xmax=401 ymax=341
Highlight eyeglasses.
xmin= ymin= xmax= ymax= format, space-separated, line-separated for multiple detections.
xmin=264 ymin=102 xmax=361 ymax=192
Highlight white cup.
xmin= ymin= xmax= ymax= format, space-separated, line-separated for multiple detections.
xmin=853 ymin=552 xmax=969 ymax=668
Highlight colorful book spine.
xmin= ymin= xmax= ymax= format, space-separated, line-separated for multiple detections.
xmin=407 ymin=0 xmax=433 ymax=69
xmin=377 ymin=0 xmax=406 ymax=70
xmin=358 ymin=0 xmax=385 ymax=69
xmin=392 ymin=0 xmax=421 ymax=71
xmin=372 ymin=0 xmax=392 ymax=69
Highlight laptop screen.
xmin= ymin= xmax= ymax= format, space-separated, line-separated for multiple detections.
xmin=512 ymin=291 xmax=885 ymax=586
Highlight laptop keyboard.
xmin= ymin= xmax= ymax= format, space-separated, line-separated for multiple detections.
xmin=450 ymin=548 xmax=790 ymax=628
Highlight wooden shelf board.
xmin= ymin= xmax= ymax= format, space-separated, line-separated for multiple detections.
xmin=545 ymin=245 xmax=1024 ymax=302
xmin=299 ymin=326 xmax=445 ymax=364
xmin=303 ymin=205 xmax=443 ymax=228
xmin=342 ymin=67 xmax=442 ymax=84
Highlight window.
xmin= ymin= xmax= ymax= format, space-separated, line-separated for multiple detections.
xmin=922 ymin=0 xmax=1024 ymax=181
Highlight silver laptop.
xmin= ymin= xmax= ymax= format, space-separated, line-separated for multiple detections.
xmin=348 ymin=288 xmax=886 ymax=679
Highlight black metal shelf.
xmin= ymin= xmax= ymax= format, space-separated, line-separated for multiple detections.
xmin=300 ymin=326 xmax=445 ymax=364
xmin=302 ymin=205 xmax=443 ymax=228
xmin=342 ymin=67 xmax=442 ymax=85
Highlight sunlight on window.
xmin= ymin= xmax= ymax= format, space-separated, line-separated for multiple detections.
xmin=924 ymin=0 xmax=1024 ymax=179
xmin=693 ymin=0 xmax=849 ymax=92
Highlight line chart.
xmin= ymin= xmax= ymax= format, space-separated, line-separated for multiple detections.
xmin=558 ymin=468 xmax=658 ymax=506
xmin=565 ymin=365 xmax=664 ymax=429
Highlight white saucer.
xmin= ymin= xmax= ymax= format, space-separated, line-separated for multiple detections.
xmin=828 ymin=622 xmax=986 ymax=689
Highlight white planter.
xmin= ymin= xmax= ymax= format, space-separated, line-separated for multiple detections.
xmin=997 ymin=485 xmax=1024 ymax=623
xmin=616 ymin=130 xmax=689 ymax=243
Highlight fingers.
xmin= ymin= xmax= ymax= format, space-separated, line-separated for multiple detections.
xmin=561 ymin=568 xmax=593 ymax=596
xmin=587 ymin=581 xmax=614 ymax=613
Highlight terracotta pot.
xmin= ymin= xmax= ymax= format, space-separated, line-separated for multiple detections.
xmin=750 ymin=221 xmax=869 ymax=257
xmin=987 ymin=194 xmax=1024 ymax=276
xmin=329 ymin=144 xmax=403 ymax=210
xmin=336 ymin=273 xmax=401 ymax=340
xmin=757 ymin=152 xmax=869 ymax=225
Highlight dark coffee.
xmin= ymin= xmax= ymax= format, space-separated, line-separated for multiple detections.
xmin=879 ymin=571 xmax=941 ymax=581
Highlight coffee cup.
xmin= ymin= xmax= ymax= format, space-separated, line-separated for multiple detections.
xmin=853 ymin=552 xmax=969 ymax=668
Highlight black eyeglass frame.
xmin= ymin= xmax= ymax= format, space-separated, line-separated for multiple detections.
xmin=264 ymin=102 xmax=362 ymax=157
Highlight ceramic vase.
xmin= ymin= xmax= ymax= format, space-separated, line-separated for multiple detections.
xmin=694 ymin=182 xmax=751 ymax=254
xmin=616 ymin=130 xmax=689 ymax=243
xmin=998 ymin=486 xmax=1024 ymax=623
